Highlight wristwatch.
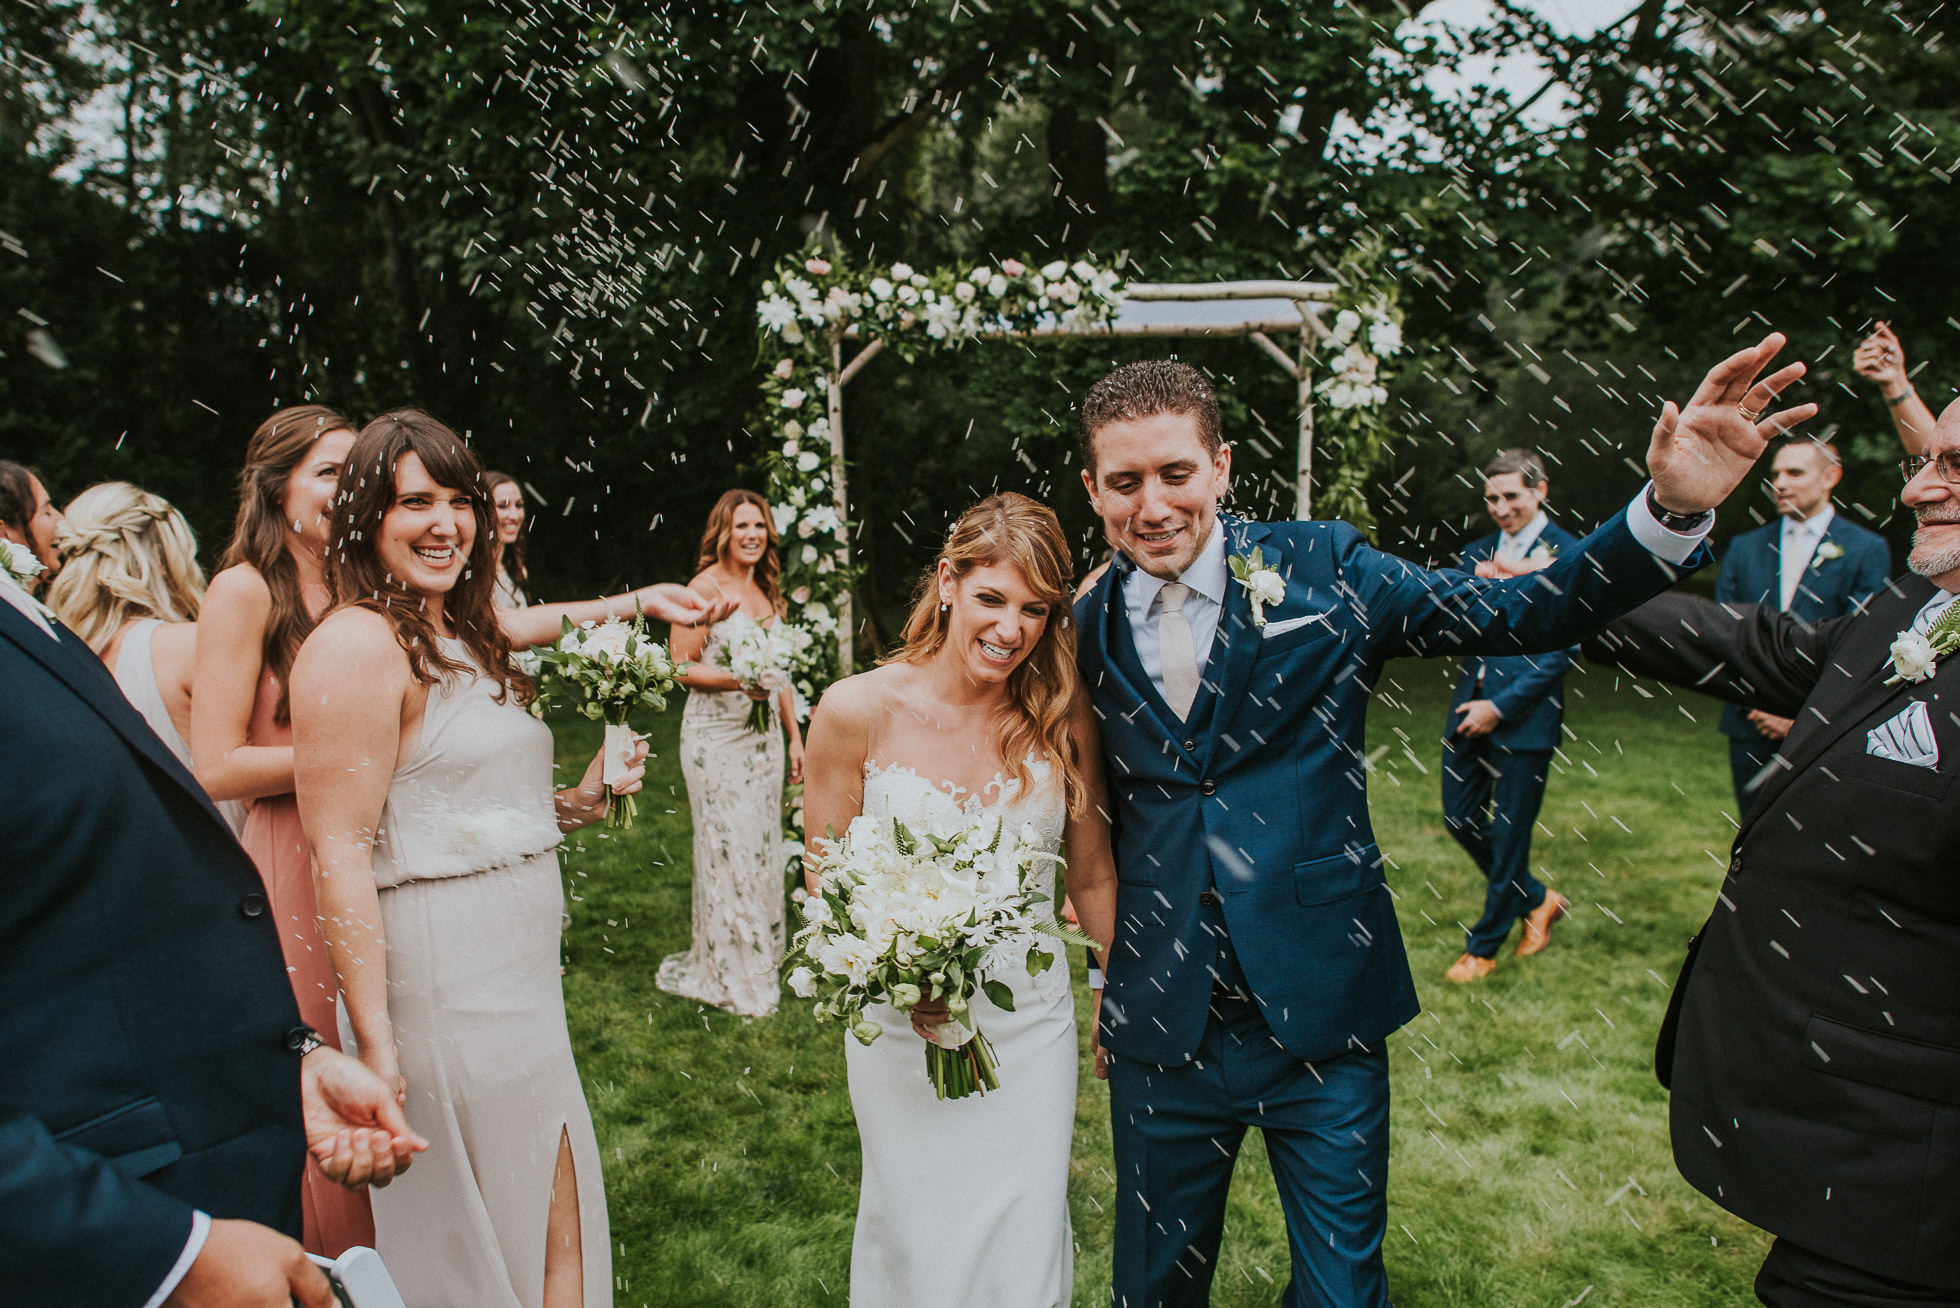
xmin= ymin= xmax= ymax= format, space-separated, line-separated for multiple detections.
xmin=286 ymin=1025 xmax=326 ymax=1057
xmin=1887 ymin=385 xmax=1916 ymax=407
xmin=1645 ymin=484 xmax=1714 ymax=533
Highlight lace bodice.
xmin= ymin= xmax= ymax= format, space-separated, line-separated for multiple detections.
xmin=860 ymin=758 xmax=1068 ymax=917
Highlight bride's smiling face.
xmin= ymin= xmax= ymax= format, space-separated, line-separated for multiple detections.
xmin=938 ymin=559 xmax=1052 ymax=686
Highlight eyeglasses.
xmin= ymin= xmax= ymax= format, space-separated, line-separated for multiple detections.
xmin=1900 ymin=452 xmax=1960 ymax=485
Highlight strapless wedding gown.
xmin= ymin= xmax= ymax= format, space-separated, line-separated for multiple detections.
xmin=845 ymin=760 xmax=1077 ymax=1308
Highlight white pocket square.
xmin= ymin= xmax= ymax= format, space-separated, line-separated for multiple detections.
xmin=1261 ymin=610 xmax=1334 ymax=639
xmin=1866 ymin=700 xmax=1939 ymax=771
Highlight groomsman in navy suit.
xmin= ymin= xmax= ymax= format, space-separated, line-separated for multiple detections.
xmin=1072 ymin=340 xmax=1814 ymax=1306
xmin=1438 ymin=449 xmax=1580 ymax=984
xmin=1714 ymin=438 xmax=1888 ymax=809
xmin=0 ymin=557 xmax=423 ymax=1307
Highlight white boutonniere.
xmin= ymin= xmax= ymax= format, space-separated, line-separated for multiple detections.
xmin=1811 ymin=540 xmax=1844 ymax=571
xmin=1885 ymin=604 xmax=1960 ymax=685
xmin=1526 ymin=541 xmax=1557 ymax=564
xmin=0 ymin=538 xmax=45 ymax=591
xmin=1228 ymin=547 xmax=1285 ymax=628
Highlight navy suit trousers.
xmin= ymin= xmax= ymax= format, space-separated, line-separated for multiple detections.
xmin=1441 ymin=738 xmax=1552 ymax=957
xmin=1109 ymin=994 xmax=1390 ymax=1308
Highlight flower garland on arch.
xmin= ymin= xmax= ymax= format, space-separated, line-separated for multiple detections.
xmin=1308 ymin=244 xmax=1407 ymax=535
xmin=752 ymin=250 xmax=1124 ymax=713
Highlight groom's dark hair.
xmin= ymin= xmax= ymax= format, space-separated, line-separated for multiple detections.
xmin=1078 ymin=360 xmax=1222 ymax=473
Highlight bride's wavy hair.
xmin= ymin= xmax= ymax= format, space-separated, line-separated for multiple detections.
xmin=890 ymin=493 xmax=1084 ymax=816
xmin=325 ymin=409 xmax=529 ymax=705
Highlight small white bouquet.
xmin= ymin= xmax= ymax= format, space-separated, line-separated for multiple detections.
xmin=530 ymin=612 xmax=684 ymax=829
xmin=786 ymin=810 xmax=1096 ymax=1100
xmin=711 ymin=616 xmax=811 ymax=734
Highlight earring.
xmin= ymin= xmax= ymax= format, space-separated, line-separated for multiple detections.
xmin=939 ymin=601 xmax=949 ymax=614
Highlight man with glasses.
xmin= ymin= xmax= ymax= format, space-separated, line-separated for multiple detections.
xmin=1590 ymin=410 xmax=1960 ymax=1304
xmin=1712 ymin=438 xmax=1889 ymax=811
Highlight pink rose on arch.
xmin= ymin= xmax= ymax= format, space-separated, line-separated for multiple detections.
xmin=805 ymin=257 xmax=832 ymax=276
xmin=1001 ymin=258 xmax=1026 ymax=276
xmin=773 ymin=359 xmax=794 ymax=379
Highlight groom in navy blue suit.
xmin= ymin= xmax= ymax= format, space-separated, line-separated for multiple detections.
xmin=1072 ymin=344 xmax=1816 ymax=1306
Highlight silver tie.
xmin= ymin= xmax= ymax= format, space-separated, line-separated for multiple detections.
xmin=1157 ymin=582 xmax=1200 ymax=721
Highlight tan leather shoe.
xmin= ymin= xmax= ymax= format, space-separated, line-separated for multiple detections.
xmin=1515 ymin=889 xmax=1571 ymax=958
xmin=1444 ymin=952 xmax=1498 ymax=983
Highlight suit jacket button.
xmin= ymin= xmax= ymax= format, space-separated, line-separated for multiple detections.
xmin=1199 ymin=779 xmax=1217 ymax=796
xmin=1198 ymin=889 xmax=1221 ymax=907
xmin=239 ymin=893 xmax=267 ymax=919
xmin=1182 ymin=740 xmax=1197 ymax=753
xmin=1729 ymin=854 xmax=1743 ymax=876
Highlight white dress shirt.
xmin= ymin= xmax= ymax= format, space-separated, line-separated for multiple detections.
xmin=1122 ymin=522 xmax=1229 ymax=704
xmin=1494 ymin=509 xmax=1551 ymax=566
xmin=1777 ymin=505 xmax=1835 ymax=612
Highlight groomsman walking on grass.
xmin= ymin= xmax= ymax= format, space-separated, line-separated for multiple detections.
xmin=1438 ymin=449 xmax=1579 ymax=984
xmin=1071 ymin=338 xmax=1813 ymax=1306
xmin=1713 ymin=437 xmax=1888 ymax=811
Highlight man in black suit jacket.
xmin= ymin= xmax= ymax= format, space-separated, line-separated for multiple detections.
xmin=0 ymin=572 xmax=423 ymax=1307
xmin=1589 ymin=409 xmax=1960 ymax=1302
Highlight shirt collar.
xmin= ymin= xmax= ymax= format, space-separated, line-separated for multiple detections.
xmin=0 ymin=565 xmax=57 ymax=638
xmin=1130 ymin=517 xmax=1231 ymax=612
xmin=1782 ymin=504 xmax=1835 ymax=539
xmin=1501 ymin=510 xmax=1550 ymax=553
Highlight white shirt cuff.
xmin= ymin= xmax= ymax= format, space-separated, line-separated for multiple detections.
xmin=1624 ymin=483 xmax=1712 ymax=565
xmin=143 ymin=1210 xmax=210 ymax=1308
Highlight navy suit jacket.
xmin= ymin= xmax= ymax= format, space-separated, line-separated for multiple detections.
xmin=0 ymin=601 xmax=306 ymax=1307
xmin=1446 ymin=519 xmax=1581 ymax=753
xmin=1714 ymin=512 xmax=1889 ymax=740
xmin=1077 ymin=509 xmax=1709 ymax=1066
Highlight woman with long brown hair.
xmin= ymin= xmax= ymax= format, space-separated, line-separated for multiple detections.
xmin=292 ymin=410 xmax=638 ymax=1308
xmin=486 ymin=469 xmax=531 ymax=608
xmin=799 ymin=493 xmax=1117 ymax=1307
xmin=657 ymin=488 xmax=803 ymax=1017
xmin=190 ymin=402 xmax=376 ymax=1256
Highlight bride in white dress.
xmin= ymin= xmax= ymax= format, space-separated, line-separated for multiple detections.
xmin=801 ymin=494 xmax=1118 ymax=1308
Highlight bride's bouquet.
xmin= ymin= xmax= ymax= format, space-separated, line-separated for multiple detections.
xmin=529 ymin=613 xmax=684 ymax=829
xmin=711 ymin=617 xmax=812 ymax=734
xmin=786 ymin=810 xmax=1096 ymax=1100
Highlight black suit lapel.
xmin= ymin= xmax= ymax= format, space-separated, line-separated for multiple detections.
xmin=0 ymin=602 xmax=223 ymax=820
xmin=1738 ymin=575 xmax=1938 ymax=837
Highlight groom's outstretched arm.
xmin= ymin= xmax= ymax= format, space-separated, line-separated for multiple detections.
xmin=1358 ymin=335 xmax=1817 ymax=662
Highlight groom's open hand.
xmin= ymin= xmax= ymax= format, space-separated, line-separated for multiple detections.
xmin=1647 ymin=333 xmax=1817 ymax=515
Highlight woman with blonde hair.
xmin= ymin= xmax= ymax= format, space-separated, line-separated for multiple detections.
xmin=800 ymin=492 xmax=1118 ymax=1307
xmin=659 ymin=488 xmax=804 ymax=1017
xmin=46 ymin=481 xmax=248 ymax=833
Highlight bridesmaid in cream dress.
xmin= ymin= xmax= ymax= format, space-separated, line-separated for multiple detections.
xmin=801 ymin=494 xmax=1118 ymax=1308
xmin=292 ymin=410 xmax=725 ymax=1308
xmin=660 ymin=489 xmax=804 ymax=1017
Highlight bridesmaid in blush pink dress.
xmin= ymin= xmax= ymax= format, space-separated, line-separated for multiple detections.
xmin=193 ymin=406 xmax=375 ymax=1256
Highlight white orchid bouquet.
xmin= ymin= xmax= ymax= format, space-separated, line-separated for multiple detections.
xmin=786 ymin=810 xmax=1096 ymax=1100
xmin=529 ymin=613 xmax=684 ymax=829
xmin=711 ymin=615 xmax=812 ymax=734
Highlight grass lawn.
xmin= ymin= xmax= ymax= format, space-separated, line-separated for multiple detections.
xmin=549 ymin=657 xmax=1772 ymax=1306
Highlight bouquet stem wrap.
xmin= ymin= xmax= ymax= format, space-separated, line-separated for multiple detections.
xmin=528 ymin=612 xmax=683 ymax=832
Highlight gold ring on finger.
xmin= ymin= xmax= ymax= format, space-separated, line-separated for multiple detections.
xmin=1739 ymin=403 xmax=1766 ymax=424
